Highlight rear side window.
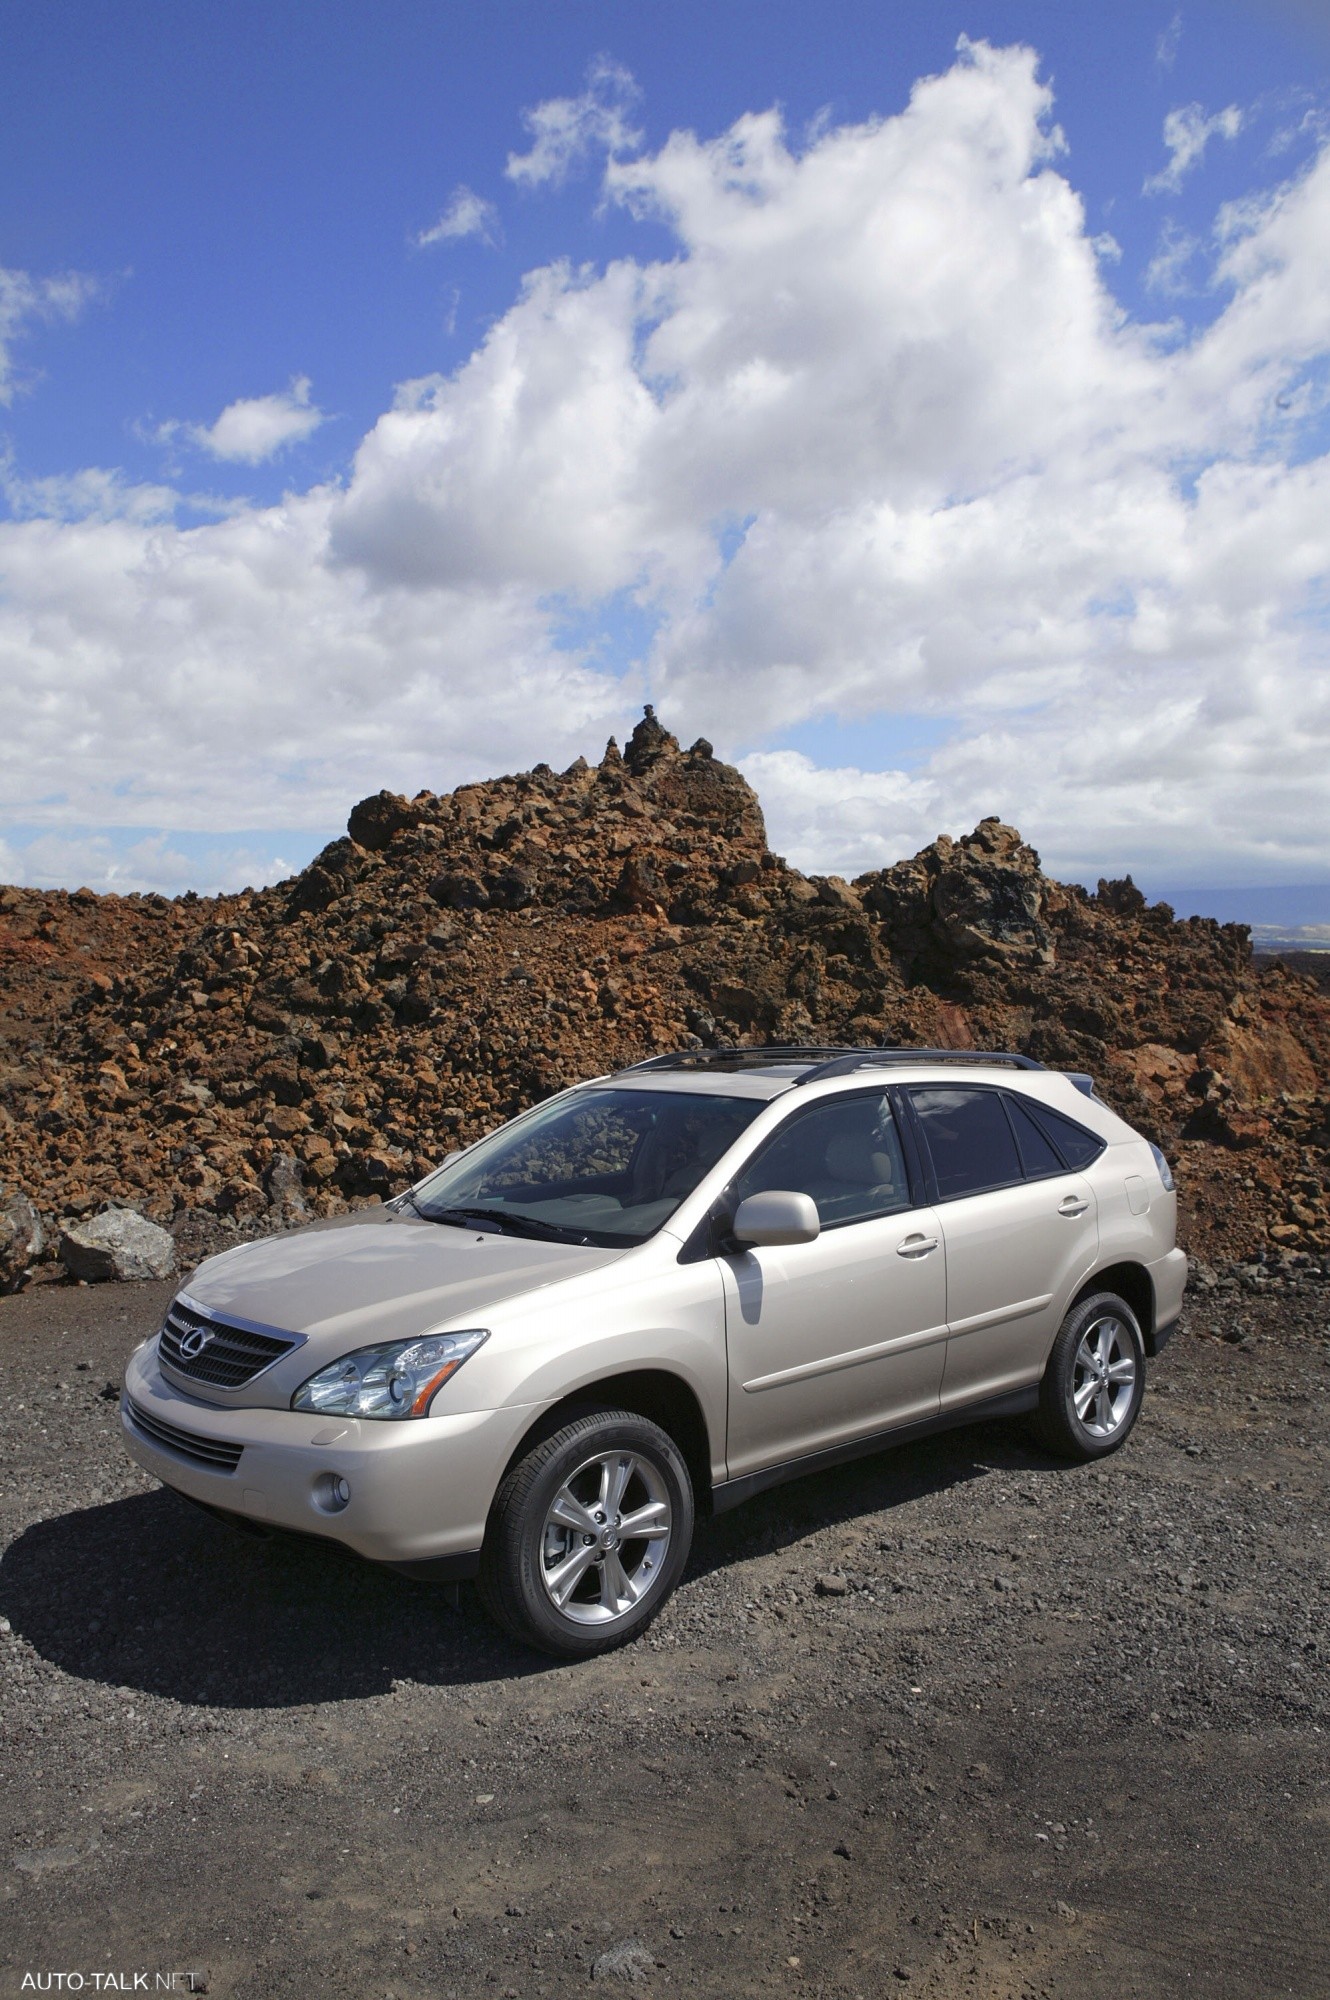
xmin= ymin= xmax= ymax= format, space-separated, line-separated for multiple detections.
xmin=908 ymin=1087 xmax=1022 ymax=1199
xmin=1019 ymin=1098 xmax=1106 ymax=1171
xmin=1004 ymin=1093 xmax=1064 ymax=1177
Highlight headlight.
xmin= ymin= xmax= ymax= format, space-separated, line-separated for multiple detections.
xmin=291 ymin=1329 xmax=489 ymax=1420
xmin=1149 ymin=1143 xmax=1176 ymax=1192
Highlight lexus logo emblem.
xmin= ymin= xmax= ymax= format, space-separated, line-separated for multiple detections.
xmin=178 ymin=1324 xmax=215 ymax=1359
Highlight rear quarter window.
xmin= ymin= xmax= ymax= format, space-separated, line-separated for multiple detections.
xmin=1003 ymin=1092 xmax=1065 ymax=1177
xmin=1017 ymin=1097 xmax=1107 ymax=1171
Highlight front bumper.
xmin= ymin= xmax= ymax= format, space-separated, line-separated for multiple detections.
xmin=121 ymin=1339 xmax=544 ymax=1567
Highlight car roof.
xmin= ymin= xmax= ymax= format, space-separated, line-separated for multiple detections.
xmin=592 ymin=1045 xmax=1100 ymax=1104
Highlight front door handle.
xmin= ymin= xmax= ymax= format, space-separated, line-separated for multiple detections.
xmin=896 ymin=1233 xmax=938 ymax=1258
xmin=1058 ymin=1196 xmax=1089 ymax=1217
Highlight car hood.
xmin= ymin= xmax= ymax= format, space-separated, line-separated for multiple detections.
xmin=179 ymin=1208 xmax=626 ymax=1360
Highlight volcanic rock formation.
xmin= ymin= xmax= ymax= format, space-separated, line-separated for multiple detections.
xmin=1 ymin=709 xmax=1326 ymax=1280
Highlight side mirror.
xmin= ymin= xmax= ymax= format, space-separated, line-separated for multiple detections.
xmin=730 ymin=1190 xmax=821 ymax=1248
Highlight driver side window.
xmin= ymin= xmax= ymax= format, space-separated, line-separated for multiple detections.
xmin=731 ymin=1091 xmax=912 ymax=1228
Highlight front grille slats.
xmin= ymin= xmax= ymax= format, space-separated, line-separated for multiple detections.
xmin=126 ymin=1398 xmax=244 ymax=1473
xmin=159 ymin=1302 xmax=296 ymax=1388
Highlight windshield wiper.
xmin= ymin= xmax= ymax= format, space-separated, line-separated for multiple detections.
xmin=426 ymin=1205 xmax=588 ymax=1245
xmin=394 ymin=1187 xmax=428 ymax=1218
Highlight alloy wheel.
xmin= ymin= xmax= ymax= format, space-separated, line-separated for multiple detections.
xmin=1072 ymin=1313 xmax=1138 ymax=1438
xmin=538 ymin=1448 xmax=673 ymax=1626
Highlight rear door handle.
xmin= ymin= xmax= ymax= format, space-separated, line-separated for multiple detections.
xmin=896 ymin=1233 xmax=938 ymax=1258
xmin=1058 ymin=1196 xmax=1089 ymax=1217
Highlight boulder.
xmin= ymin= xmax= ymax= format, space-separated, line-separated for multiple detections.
xmin=58 ymin=1208 xmax=176 ymax=1283
xmin=0 ymin=1194 xmax=45 ymax=1293
xmin=347 ymin=789 xmax=425 ymax=852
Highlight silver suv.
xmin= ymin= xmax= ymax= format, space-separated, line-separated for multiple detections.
xmin=121 ymin=1047 xmax=1185 ymax=1657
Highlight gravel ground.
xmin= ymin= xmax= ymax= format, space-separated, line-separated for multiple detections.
xmin=1 ymin=1274 xmax=1327 ymax=2000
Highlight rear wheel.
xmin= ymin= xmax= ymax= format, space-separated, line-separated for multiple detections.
xmin=1034 ymin=1291 xmax=1145 ymax=1461
xmin=478 ymin=1408 xmax=694 ymax=1658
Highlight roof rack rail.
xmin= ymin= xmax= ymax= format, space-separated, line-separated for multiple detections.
xmin=625 ymin=1045 xmax=861 ymax=1074
xmin=621 ymin=1044 xmax=1047 ymax=1083
xmin=792 ymin=1047 xmax=1046 ymax=1085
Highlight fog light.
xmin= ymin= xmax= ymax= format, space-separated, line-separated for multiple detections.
xmin=314 ymin=1472 xmax=352 ymax=1513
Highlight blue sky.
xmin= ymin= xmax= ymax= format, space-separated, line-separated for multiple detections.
xmin=1 ymin=0 xmax=1328 ymax=920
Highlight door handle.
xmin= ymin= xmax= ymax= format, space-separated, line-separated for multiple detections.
xmin=1058 ymin=1196 xmax=1089 ymax=1217
xmin=896 ymin=1234 xmax=938 ymax=1258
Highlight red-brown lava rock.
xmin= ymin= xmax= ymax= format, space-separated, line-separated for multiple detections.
xmin=1 ymin=710 xmax=1326 ymax=1280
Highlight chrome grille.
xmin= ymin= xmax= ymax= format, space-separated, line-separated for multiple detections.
xmin=126 ymin=1397 xmax=244 ymax=1473
xmin=159 ymin=1300 xmax=297 ymax=1388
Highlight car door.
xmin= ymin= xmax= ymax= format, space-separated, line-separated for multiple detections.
xmin=718 ymin=1089 xmax=948 ymax=1480
xmin=903 ymin=1085 xmax=1100 ymax=1411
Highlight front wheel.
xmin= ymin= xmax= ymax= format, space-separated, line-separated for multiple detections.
xmin=1033 ymin=1291 xmax=1145 ymax=1461
xmin=478 ymin=1408 xmax=695 ymax=1658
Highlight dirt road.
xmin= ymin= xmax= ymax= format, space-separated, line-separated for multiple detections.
xmin=1 ymin=1272 xmax=1327 ymax=1998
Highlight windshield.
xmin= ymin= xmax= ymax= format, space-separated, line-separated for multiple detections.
xmin=409 ymin=1087 xmax=765 ymax=1246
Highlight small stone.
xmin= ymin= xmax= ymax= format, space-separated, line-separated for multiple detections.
xmin=833 ymin=1840 xmax=853 ymax=1860
xmin=815 ymin=1573 xmax=848 ymax=1597
xmin=590 ymin=1938 xmax=655 ymax=1982
xmin=14 ymin=1845 xmax=83 ymax=1875
xmin=1056 ymin=1900 xmax=1079 ymax=1924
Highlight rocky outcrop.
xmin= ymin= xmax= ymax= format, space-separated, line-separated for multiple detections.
xmin=860 ymin=818 xmax=1054 ymax=979
xmin=0 ymin=710 xmax=1326 ymax=1280
xmin=0 ymin=1194 xmax=44 ymax=1293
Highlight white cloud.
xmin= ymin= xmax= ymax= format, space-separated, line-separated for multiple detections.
xmin=506 ymin=56 xmax=642 ymax=188
xmin=1156 ymin=12 xmax=1182 ymax=73
xmin=167 ymin=377 xmax=326 ymax=464
xmin=0 ymin=829 xmax=275 ymax=897
xmin=738 ymin=750 xmax=937 ymax=877
xmin=0 ymin=265 xmax=98 ymax=404
xmin=1145 ymin=217 xmax=1200 ymax=292
xmin=416 ymin=186 xmax=501 ymax=247
xmin=1146 ymin=101 xmax=1244 ymax=194
xmin=2 ymin=38 xmax=1329 ymax=895
xmin=1 ymin=459 xmax=181 ymax=525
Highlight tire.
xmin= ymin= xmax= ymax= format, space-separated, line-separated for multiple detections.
xmin=1033 ymin=1290 xmax=1146 ymax=1462
xmin=478 ymin=1408 xmax=695 ymax=1659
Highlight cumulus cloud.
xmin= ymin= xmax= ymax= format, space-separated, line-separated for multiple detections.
xmin=0 ymin=264 xmax=98 ymax=403
xmin=165 ymin=377 xmax=327 ymax=464
xmin=1146 ymin=101 xmax=1244 ymax=194
xmin=416 ymin=186 xmax=501 ymax=247
xmin=2 ymin=38 xmax=1329 ymax=895
xmin=506 ymin=56 xmax=642 ymax=187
